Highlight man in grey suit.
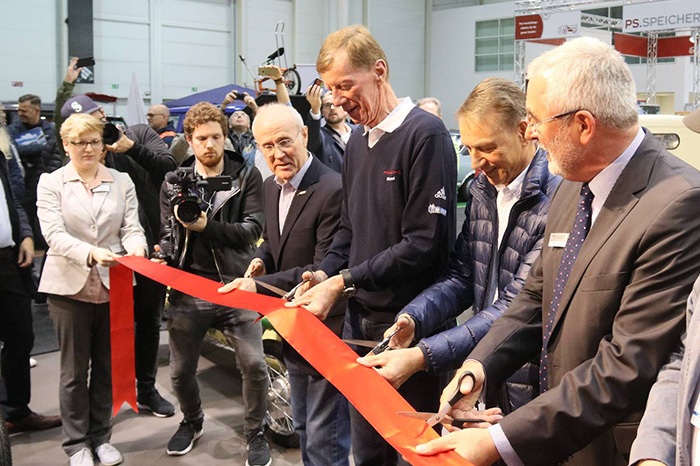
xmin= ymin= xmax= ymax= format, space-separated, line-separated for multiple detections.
xmin=415 ymin=36 xmax=700 ymax=466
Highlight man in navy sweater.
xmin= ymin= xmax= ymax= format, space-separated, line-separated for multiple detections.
xmin=288 ymin=24 xmax=456 ymax=466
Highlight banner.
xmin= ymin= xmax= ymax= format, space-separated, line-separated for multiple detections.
xmin=623 ymin=0 xmax=700 ymax=33
xmin=516 ymin=11 xmax=581 ymax=41
xmin=110 ymin=257 xmax=472 ymax=466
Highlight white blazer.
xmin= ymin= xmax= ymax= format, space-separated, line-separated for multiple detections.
xmin=37 ymin=162 xmax=147 ymax=296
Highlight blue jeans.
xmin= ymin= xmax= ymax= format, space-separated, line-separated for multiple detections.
xmin=285 ymin=350 xmax=351 ymax=466
xmin=167 ymin=293 xmax=268 ymax=436
xmin=343 ymin=311 xmax=442 ymax=466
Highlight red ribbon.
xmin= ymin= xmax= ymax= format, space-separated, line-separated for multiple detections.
xmin=110 ymin=257 xmax=472 ymax=466
xmin=109 ymin=264 xmax=138 ymax=416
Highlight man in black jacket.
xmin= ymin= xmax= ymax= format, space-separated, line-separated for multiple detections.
xmin=60 ymin=94 xmax=177 ymax=418
xmin=0 ymin=151 xmax=61 ymax=435
xmin=219 ymin=103 xmax=351 ymax=466
xmin=305 ymin=84 xmax=354 ymax=173
xmin=156 ymin=102 xmax=270 ymax=466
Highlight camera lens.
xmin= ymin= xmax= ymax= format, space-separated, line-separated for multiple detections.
xmin=103 ymin=123 xmax=121 ymax=145
xmin=175 ymin=198 xmax=202 ymax=223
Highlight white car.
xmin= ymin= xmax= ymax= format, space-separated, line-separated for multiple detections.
xmin=639 ymin=114 xmax=700 ymax=169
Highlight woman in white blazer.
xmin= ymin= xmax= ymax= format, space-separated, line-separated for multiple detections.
xmin=36 ymin=113 xmax=147 ymax=466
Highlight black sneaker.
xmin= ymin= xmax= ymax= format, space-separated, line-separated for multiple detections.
xmin=166 ymin=419 xmax=203 ymax=456
xmin=245 ymin=429 xmax=271 ymax=466
xmin=137 ymin=389 xmax=175 ymax=418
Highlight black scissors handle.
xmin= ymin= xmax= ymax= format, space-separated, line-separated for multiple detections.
xmin=370 ymin=327 xmax=401 ymax=355
xmin=447 ymin=370 xmax=476 ymax=406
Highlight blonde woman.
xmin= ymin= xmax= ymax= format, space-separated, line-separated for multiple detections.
xmin=37 ymin=113 xmax=147 ymax=466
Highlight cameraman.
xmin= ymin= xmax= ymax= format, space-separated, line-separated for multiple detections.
xmin=156 ymin=102 xmax=269 ymax=465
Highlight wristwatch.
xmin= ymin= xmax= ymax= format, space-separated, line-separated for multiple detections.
xmin=339 ymin=269 xmax=356 ymax=297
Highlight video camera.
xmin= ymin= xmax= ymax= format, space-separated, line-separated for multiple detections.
xmin=165 ymin=167 xmax=232 ymax=223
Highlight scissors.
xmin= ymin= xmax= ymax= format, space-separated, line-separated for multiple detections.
xmin=343 ymin=326 xmax=402 ymax=355
xmin=248 ymin=277 xmax=311 ymax=302
xmin=283 ymin=277 xmax=311 ymax=301
xmin=396 ymin=411 xmax=485 ymax=428
xmin=427 ymin=370 xmax=476 ymax=427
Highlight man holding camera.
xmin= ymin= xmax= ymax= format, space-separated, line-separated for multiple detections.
xmin=156 ymin=102 xmax=270 ymax=466
xmin=59 ymin=93 xmax=177 ymax=419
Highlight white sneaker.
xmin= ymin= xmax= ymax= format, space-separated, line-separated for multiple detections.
xmin=29 ymin=358 xmax=37 ymax=368
xmin=95 ymin=443 xmax=123 ymax=465
xmin=69 ymin=448 xmax=94 ymax=466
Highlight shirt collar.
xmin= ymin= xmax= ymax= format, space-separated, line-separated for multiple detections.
xmin=274 ymin=153 xmax=313 ymax=191
xmin=363 ymin=97 xmax=415 ymax=148
xmin=588 ymin=126 xmax=644 ymax=210
xmin=495 ymin=158 xmax=531 ymax=199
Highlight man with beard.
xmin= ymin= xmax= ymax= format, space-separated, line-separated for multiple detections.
xmin=414 ymin=36 xmax=700 ymax=466
xmin=305 ymin=84 xmax=354 ymax=173
xmin=156 ymin=102 xmax=270 ymax=466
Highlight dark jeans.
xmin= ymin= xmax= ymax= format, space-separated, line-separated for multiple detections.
xmin=0 ymin=250 xmax=33 ymax=422
xmin=343 ymin=311 xmax=442 ymax=466
xmin=133 ymin=274 xmax=165 ymax=396
xmin=285 ymin=351 xmax=351 ymax=466
xmin=167 ymin=293 xmax=268 ymax=435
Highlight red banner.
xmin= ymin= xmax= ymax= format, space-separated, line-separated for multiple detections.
xmin=109 ymin=265 xmax=137 ymax=416
xmin=110 ymin=257 xmax=472 ymax=466
xmin=615 ymin=32 xmax=694 ymax=58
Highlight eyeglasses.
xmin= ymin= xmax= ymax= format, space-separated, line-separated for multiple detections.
xmin=321 ymin=103 xmax=335 ymax=110
xmin=260 ymin=129 xmax=302 ymax=155
xmin=69 ymin=140 xmax=104 ymax=150
xmin=146 ymin=113 xmax=166 ymax=119
xmin=527 ymin=110 xmax=581 ymax=134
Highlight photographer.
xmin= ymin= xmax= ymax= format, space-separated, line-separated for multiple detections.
xmin=60 ymin=93 xmax=177 ymax=418
xmin=155 ymin=102 xmax=269 ymax=466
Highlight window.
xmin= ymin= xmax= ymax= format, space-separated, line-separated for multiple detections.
xmin=475 ymin=17 xmax=514 ymax=72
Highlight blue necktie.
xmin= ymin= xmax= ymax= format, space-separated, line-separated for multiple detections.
xmin=540 ymin=183 xmax=594 ymax=392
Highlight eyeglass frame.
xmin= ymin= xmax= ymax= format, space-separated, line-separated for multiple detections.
xmin=68 ymin=139 xmax=104 ymax=150
xmin=259 ymin=128 xmax=302 ymax=155
xmin=145 ymin=113 xmax=168 ymax=119
xmin=321 ymin=102 xmax=335 ymax=111
xmin=526 ymin=109 xmax=582 ymax=134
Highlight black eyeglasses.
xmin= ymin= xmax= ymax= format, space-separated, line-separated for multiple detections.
xmin=69 ymin=140 xmax=104 ymax=150
xmin=321 ymin=103 xmax=335 ymax=110
xmin=527 ymin=110 xmax=581 ymax=134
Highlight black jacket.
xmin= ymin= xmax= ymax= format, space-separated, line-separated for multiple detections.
xmin=305 ymin=113 xmax=355 ymax=174
xmin=104 ymin=124 xmax=176 ymax=249
xmin=159 ymin=149 xmax=264 ymax=281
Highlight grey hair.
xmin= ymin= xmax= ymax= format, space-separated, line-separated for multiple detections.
xmin=252 ymin=103 xmax=304 ymax=133
xmin=527 ymin=36 xmax=638 ymax=129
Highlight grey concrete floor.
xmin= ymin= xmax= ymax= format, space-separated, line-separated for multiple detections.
xmin=9 ymin=331 xmax=304 ymax=466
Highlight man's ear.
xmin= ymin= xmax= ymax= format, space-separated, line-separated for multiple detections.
xmin=374 ymin=59 xmax=388 ymax=83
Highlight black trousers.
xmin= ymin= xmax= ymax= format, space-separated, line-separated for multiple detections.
xmin=133 ymin=274 xmax=166 ymax=395
xmin=0 ymin=249 xmax=34 ymax=421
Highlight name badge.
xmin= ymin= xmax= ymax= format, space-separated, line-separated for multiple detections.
xmin=692 ymin=395 xmax=700 ymax=429
xmin=92 ymin=184 xmax=110 ymax=193
xmin=548 ymin=233 xmax=569 ymax=248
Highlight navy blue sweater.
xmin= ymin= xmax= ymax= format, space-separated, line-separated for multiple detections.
xmin=320 ymin=106 xmax=456 ymax=319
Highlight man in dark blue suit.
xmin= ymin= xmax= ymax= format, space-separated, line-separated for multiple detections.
xmin=0 ymin=151 xmax=61 ymax=435
xmin=220 ymin=103 xmax=350 ymax=466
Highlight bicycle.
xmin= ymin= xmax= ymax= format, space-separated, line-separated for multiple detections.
xmin=240 ymin=21 xmax=301 ymax=97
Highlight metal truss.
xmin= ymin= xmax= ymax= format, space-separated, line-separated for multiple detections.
xmin=693 ymin=28 xmax=700 ymax=107
xmin=514 ymin=40 xmax=527 ymax=89
xmin=646 ymin=32 xmax=658 ymax=104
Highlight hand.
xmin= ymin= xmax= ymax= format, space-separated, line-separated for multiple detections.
xmin=285 ymin=272 xmax=339 ymax=320
xmin=218 ymin=277 xmax=257 ymax=293
xmin=357 ymin=346 xmax=427 ymax=389
xmin=104 ymin=132 xmax=134 ymax=153
xmin=90 ymin=247 xmax=120 ymax=267
xmin=245 ymin=258 xmax=265 ymax=278
xmin=415 ymin=424 xmax=501 ymax=465
xmin=150 ymin=245 xmax=167 ymax=265
xmin=242 ymin=92 xmax=258 ymax=113
xmin=125 ymin=247 xmax=146 ymax=258
xmin=306 ymin=84 xmax=323 ymax=113
xmin=174 ymin=208 xmax=207 ymax=232
xmin=295 ymin=270 xmax=327 ymax=298
xmin=443 ymin=407 xmax=503 ymax=431
xmin=260 ymin=65 xmax=283 ymax=81
xmin=384 ymin=314 xmax=416 ymax=349
xmin=221 ymin=90 xmax=238 ymax=107
xmin=17 ymin=237 xmax=34 ymax=268
xmin=65 ymin=57 xmax=82 ymax=83
xmin=440 ymin=361 xmax=486 ymax=419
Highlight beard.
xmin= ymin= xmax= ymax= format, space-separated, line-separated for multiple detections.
xmin=197 ymin=149 xmax=224 ymax=168
xmin=542 ymin=131 xmax=585 ymax=179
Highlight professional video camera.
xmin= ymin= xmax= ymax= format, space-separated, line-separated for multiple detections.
xmin=165 ymin=167 xmax=232 ymax=223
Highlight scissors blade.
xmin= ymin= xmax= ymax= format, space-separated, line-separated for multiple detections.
xmin=397 ymin=411 xmax=484 ymax=427
xmin=369 ymin=327 xmax=401 ymax=355
xmin=251 ymin=279 xmax=288 ymax=298
xmin=283 ymin=277 xmax=310 ymax=301
xmin=342 ymin=338 xmax=381 ymax=348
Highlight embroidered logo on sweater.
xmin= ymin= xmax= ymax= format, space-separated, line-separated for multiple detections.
xmin=434 ymin=187 xmax=447 ymax=200
xmin=428 ymin=204 xmax=447 ymax=216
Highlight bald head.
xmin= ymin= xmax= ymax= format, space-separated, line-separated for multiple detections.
xmin=252 ymin=104 xmax=308 ymax=182
xmin=147 ymin=104 xmax=170 ymax=130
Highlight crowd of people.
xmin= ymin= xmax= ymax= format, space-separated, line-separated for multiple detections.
xmin=3 ymin=22 xmax=700 ymax=466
